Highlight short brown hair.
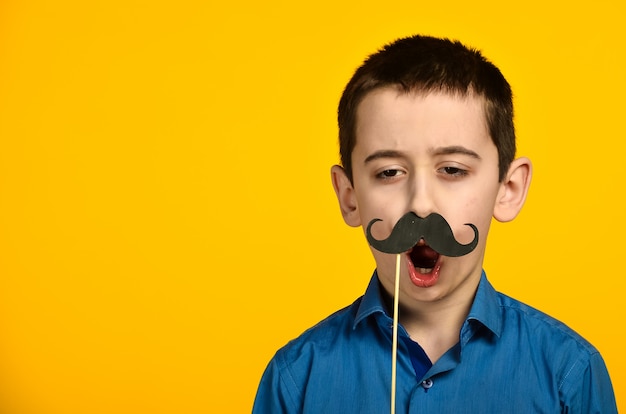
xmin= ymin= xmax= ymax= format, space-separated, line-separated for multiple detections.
xmin=338 ymin=35 xmax=515 ymax=183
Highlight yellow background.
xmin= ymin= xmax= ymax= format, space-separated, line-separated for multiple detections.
xmin=0 ymin=0 xmax=624 ymax=412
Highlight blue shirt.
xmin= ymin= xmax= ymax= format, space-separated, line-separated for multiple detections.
xmin=253 ymin=271 xmax=617 ymax=413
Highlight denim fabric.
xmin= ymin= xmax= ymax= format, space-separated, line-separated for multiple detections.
xmin=253 ymin=271 xmax=617 ymax=413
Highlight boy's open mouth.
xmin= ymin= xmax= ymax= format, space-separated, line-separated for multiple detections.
xmin=409 ymin=242 xmax=440 ymax=273
xmin=406 ymin=241 xmax=441 ymax=287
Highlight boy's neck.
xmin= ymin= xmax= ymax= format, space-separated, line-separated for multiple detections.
xmin=387 ymin=278 xmax=480 ymax=364
xmin=399 ymin=298 xmax=472 ymax=363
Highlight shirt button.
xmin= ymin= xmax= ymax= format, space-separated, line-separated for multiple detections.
xmin=422 ymin=378 xmax=433 ymax=389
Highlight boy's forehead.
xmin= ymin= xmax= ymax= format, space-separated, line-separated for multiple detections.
xmin=353 ymin=87 xmax=490 ymax=152
xmin=356 ymin=85 xmax=487 ymax=116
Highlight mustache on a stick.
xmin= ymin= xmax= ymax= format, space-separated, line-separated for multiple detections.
xmin=366 ymin=212 xmax=479 ymax=256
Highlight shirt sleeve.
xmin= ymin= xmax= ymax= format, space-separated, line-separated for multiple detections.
xmin=560 ymin=351 xmax=617 ymax=414
xmin=252 ymin=352 xmax=302 ymax=414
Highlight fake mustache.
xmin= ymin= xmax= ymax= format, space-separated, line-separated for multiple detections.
xmin=365 ymin=212 xmax=479 ymax=257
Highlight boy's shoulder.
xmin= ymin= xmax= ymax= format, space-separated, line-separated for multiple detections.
xmin=276 ymin=297 xmax=363 ymax=359
xmin=274 ymin=274 xmax=389 ymax=363
xmin=495 ymin=289 xmax=599 ymax=356
xmin=492 ymin=290 xmax=617 ymax=409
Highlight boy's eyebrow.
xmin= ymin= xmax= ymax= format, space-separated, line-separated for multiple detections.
xmin=363 ymin=150 xmax=405 ymax=164
xmin=432 ymin=145 xmax=482 ymax=159
xmin=363 ymin=146 xmax=481 ymax=165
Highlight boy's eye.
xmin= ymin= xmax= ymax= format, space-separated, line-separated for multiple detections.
xmin=376 ymin=169 xmax=404 ymax=179
xmin=440 ymin=166 xmax=468 ymax=177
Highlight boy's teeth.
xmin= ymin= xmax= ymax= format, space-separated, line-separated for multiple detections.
xmin=418 ymin=268 xmax=433 ymax=274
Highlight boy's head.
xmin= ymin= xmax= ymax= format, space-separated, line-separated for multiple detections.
xmin=338 ymin=34 xmax=515 ymax=183
xmin=331 ymin=34 xmax=531 ymax=303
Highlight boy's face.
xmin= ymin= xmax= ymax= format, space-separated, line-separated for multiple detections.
xmin=334 ymin=87 xmax=507 ymax=306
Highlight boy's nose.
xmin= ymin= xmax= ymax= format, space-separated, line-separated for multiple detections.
xmin=408 ymin=175 xmax=435 ymax=218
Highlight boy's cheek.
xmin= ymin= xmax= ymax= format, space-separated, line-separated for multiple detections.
xmin=369 ymin=250 xmax=399 ymax=279
xmin=358 ymin=203 xmax=409 ymax=233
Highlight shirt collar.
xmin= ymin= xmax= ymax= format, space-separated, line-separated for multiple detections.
xmin=352 ymin=270 xmax=503 ymax=338
xmin=465 ymin=271 xmax=503 ymax=338
xmin=353 ymin=271 xmax=387 ymax=329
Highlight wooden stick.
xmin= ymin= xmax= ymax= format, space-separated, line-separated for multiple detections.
xmin=391 ymin=253 xmax=401 ymax=414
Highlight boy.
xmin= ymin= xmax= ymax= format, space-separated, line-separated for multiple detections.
xmin=252 ymin=35 xmax=617 ymax=413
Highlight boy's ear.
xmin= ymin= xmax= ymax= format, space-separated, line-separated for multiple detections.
xmin=493 ymin=157 xmax=532 ymax=222
xmin=330 ymin=165 xmax=361 ymax=227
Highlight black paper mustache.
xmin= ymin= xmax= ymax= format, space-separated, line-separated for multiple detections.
xmin=366 ymin=212 xmax=479 ymax=256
